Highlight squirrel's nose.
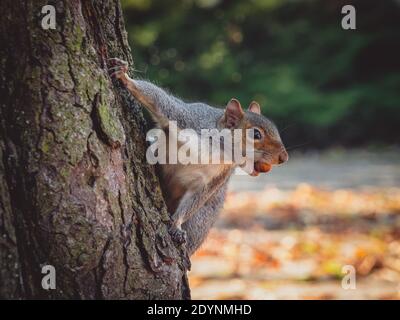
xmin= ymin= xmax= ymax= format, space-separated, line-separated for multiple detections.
xmin=278 ymin=150 xmax=289 ymax=164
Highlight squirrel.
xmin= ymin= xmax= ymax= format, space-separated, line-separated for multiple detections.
xmin=108 ymin=58 xmax=288 ymax=256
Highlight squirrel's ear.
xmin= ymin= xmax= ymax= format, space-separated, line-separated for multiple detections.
xmin=225 ymin=98 xmax=244 ymax=128
xmin=248 ymin=101 xmax=261 ymax=115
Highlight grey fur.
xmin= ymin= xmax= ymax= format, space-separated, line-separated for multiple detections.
xmin=183 ymin=185 xmax=228 ymax=255
xmin=108 ymin=58 xmax=286 ymax=256
xmin=131 ymin=81 xmax=236 ymax=254
xmin=135 ymin=80 xmax=225 ymax=133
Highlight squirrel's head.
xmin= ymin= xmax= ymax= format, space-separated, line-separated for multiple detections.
xmin=222 ymin=98 xmax=288 ymax=176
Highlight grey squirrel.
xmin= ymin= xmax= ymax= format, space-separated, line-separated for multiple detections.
xmin=108 ymin=58 xmax=288 ymax=256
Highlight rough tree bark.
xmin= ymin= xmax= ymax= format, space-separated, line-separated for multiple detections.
xmin=0 ymin=0 xmax=190 ymax=299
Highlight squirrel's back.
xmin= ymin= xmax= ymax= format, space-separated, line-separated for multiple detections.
xmin=168 ymin=101 xmax=224 ymax=133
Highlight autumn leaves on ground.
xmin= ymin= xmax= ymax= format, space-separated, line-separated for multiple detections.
xmin=189 ymin=150 xmax=400 ymax=299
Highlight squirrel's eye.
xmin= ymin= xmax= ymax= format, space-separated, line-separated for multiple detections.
xmin=251 ymin=128 xmax=262 ymax=140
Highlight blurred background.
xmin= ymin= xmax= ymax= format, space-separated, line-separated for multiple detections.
xmin=121 ymin=0 xmax=400 ymax=299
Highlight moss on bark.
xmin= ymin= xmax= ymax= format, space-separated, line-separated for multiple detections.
xmin=0 ymin=0 xmax=189 ymax=299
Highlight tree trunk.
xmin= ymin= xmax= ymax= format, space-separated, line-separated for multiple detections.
xmin=0 ymin=0 xmax=190 ymax=299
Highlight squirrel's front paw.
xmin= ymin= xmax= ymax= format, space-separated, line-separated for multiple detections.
xmin=169 ymin=226 xmax=187 ymax=245
xmin=107 ymin=58 xmax=129 ymax=82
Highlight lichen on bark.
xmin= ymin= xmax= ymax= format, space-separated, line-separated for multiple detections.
xmin=0 ymin=0 xmax=190 ymax=299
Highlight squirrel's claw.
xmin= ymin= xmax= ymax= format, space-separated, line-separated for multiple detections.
xmin=108 ymin=65 xmax=128 ymax=72
xmin=109 ymin=70 xmax=128 ymax=83
xmin=107 ymin=58 xmax=129 ymax=81
xmin=169 ymin=226 xmax=187 ymax=245
xmin=182 ymin=249 xmax=191 ymax=271
xmin=108 ymin=66 xmax=129 ymax=84
xmin=107 ymin=57 xmax=128 ymax=67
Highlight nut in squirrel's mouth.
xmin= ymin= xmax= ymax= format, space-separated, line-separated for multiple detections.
xmin=250 ymin=161 xmax=272 ymax=176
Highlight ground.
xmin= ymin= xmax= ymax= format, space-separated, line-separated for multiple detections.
xmin=189 ymin=149 xmax=400 ymax=299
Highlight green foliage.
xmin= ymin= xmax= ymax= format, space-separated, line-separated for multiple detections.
xmin=121 ymin=0 xmax=400 ymax=148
